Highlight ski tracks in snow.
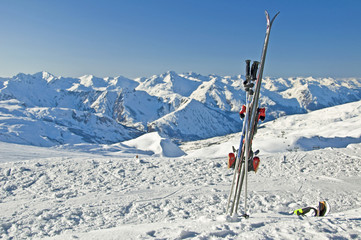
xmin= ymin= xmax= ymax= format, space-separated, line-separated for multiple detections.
xmin=1 ymin=144 xmax=361 ymax=239
xmin=0 ymin=155 xmax=229 ymax=239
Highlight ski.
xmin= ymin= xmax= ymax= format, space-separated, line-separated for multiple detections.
xmin=227 ymin=10 xmax=279 ymax=217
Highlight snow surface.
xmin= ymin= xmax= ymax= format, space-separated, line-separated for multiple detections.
xmin=122 ymin=132 xmax=185 ymax=157
xmin=1 ymin=100 xmax=361 ymax=239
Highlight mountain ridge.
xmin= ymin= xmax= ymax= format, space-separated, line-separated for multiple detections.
xmin=1 ymin=71 xmax=361 ymax=146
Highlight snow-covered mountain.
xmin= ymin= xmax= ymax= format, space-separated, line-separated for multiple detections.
xmin=1 ymin=71 xmax=361 ymax=146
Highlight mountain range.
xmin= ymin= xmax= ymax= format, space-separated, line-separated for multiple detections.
xmin=1 ymin=71 xmax=361 ymax=147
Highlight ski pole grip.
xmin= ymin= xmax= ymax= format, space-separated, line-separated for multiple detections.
xmin=245 ymin=60 xmax=251 ymax=78
xmin=251 ymin=61 xmax=260 ymax=80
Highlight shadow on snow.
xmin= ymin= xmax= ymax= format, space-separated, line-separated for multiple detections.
xmin=296 ymin=136 xmax=361 ymax=151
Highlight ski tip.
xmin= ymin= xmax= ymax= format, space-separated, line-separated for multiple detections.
xmin=274 ymin=11 xmax=280 ymax=19
xmin=265 ymin=10 xmax=280 ymax=16
xmin=265 ymin=10 xmax=280 ymax=25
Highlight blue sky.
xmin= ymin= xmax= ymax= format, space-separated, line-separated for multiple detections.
xmin=0 ymin=0 xmax=360 ymax=78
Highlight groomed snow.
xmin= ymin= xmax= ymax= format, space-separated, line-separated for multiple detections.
xmin=1 ymin=100 xmax=361 ymax=239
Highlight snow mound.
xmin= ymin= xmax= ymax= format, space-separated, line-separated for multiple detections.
xmin=254 ymin=99 xmax=361 ymax=152
xmin=122 ymin=132 xmax=185 ymax=157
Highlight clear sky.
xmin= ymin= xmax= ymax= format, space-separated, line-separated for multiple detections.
xmin=0 ymin=0 xmax=360 ymax=79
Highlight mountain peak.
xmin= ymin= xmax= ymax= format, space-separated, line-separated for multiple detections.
xmin=166 ymin=70 xmax=177 ymax=76
xmin=34 ymin=71 xmax=56 ymax=82
xmin=79 ymin=75 xmax=108 ymax=88
xmin=161 ymin=71 xmax=178 ymax=82
xmin=13 ymin=71 xmax=56 ymax=84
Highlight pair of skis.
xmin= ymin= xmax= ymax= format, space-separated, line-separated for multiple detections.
xmin=227 ymin=10 xmax=279 ymax=218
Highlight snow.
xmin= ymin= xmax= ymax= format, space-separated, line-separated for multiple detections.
xmin=1 ymin=99 xmax=361 ymax=239
xmin=122 ymin=132 xmax=185 ymax=157
xmin=135 ymin=71 xmax=202 ymax=98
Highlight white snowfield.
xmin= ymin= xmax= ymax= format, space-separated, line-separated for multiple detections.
xmin=1 ymin=100 xmax=361 ymax=239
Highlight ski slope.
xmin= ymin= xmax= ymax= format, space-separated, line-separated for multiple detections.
xmin=1 ymin=100 xmax=361 ymax=239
